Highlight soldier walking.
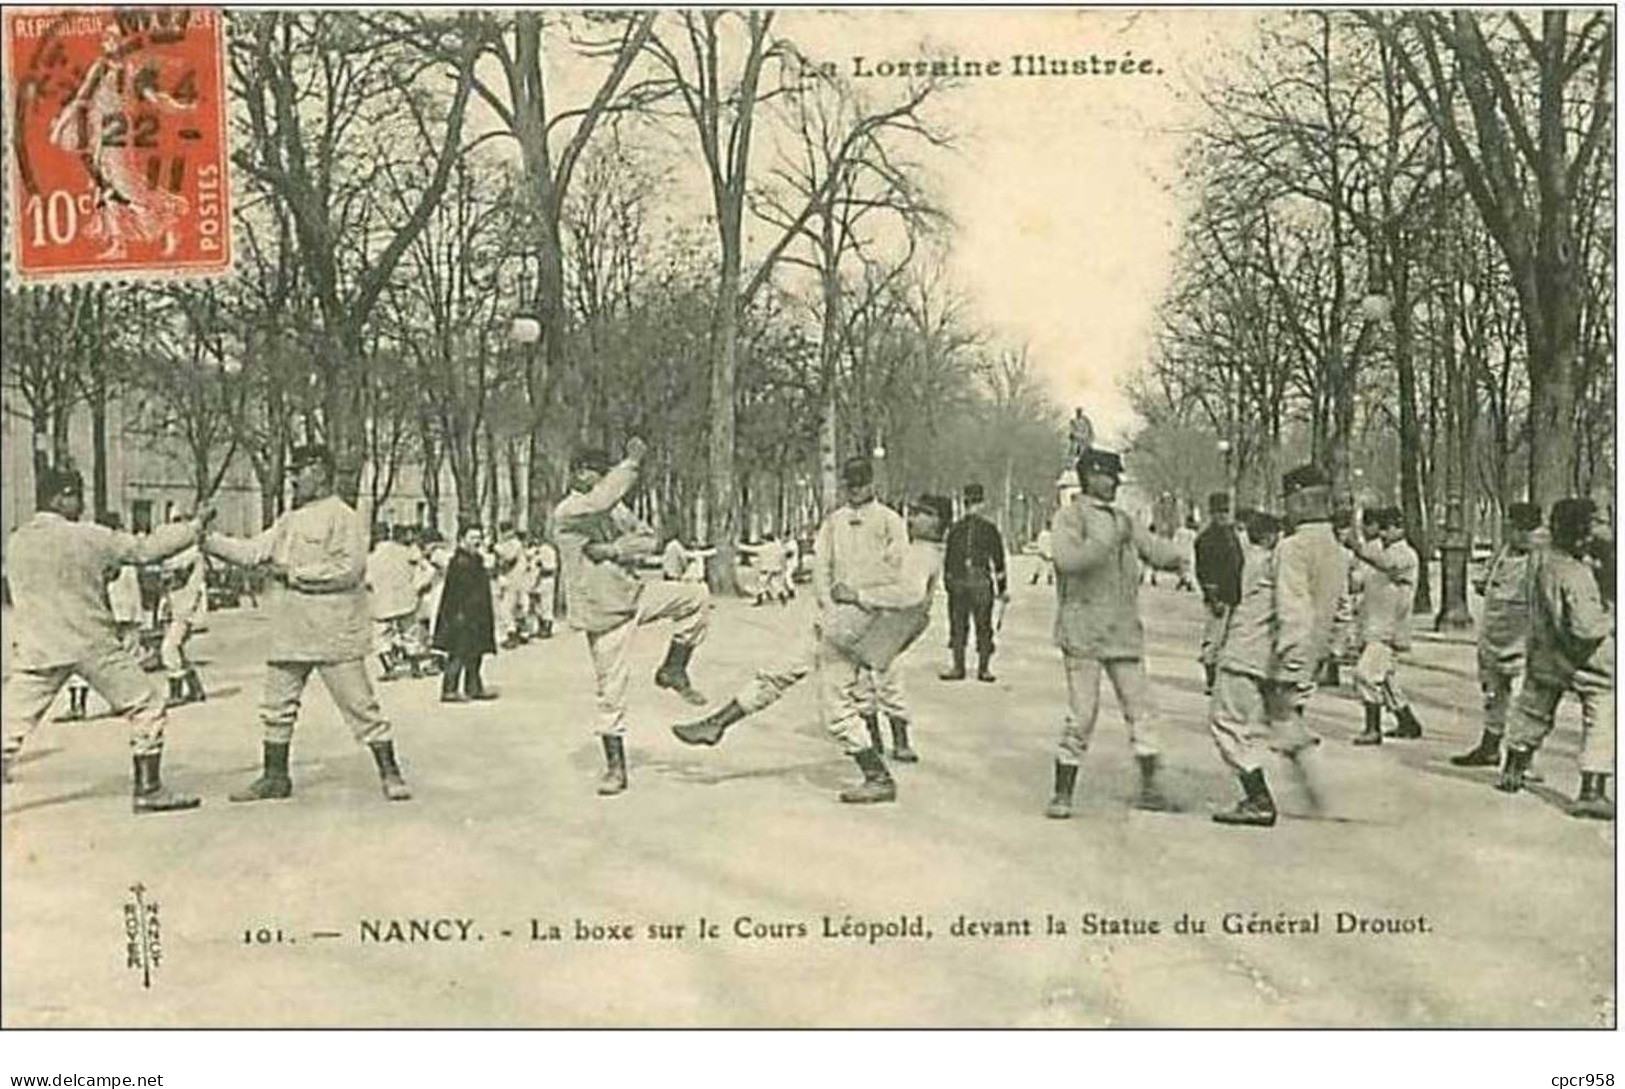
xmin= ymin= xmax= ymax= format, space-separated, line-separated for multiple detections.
xmin=939 ymin=483 xmax=1008 ymax=683
xmin=1043 ymin=448 xmax=1188 ymax=819
xmin=202 ymin=445 xmax=411 ymax=803
xmin=553 ymin=438 xmax=709 ymax=796
xmin=1451 ymin=503 xmax=1542 ymax=768
xmin=1194 ymin=491 xmax=1243 ymax=695
xmin=3 ymin=467 xmax=210 ymax=811
xmin=1346 ymin=506 xmax=1425 ymax=745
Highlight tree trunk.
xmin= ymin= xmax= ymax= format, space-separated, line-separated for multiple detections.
xmin=705 ymin=210 xmax=743 ymax=592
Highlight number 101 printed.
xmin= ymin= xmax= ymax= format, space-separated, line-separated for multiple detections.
xmin=5 ymin=7 xmax=231 ymax=285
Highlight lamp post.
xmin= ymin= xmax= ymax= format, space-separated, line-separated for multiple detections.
xmin=1216 ymin=438 xmax=1233 ymax=506
xmin=1436 ymin=281 xmax=1475 ymax=631
xmin=872 ymin=440 xmax=887 ymax=503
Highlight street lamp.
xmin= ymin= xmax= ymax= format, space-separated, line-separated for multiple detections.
xmin=1216 ymin=438 xmax=1233 ymax=504
xmin=510 ymin=316 xmax=542 ymax=344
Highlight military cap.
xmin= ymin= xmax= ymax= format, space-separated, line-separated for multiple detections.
xmin=570 ymin=447 xmax=611 ymax=474
xmin=1506 ymin=502 xmax=1542 ymax=531
xmin=841 ymin=456 xmax=874 ymax=487
xmin=962 ymin=483 xmax=985 ymax=505
xmin=1077 ymin=447 xmax=1124 ymax=478
xmin=287 ymin=444 xmax=335 ymax=476
xmin=1281 ymin=464 xmax=1330 ymax=494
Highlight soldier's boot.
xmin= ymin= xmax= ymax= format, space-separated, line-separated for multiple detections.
xmin=1388 ymin=704 xmax=1423 ymax=740
xmin=184 ymin=668 xmax=206 ymax=703
xmin=1211 ymin=768 xmax=1277 ymax=827
xmin=1323 ymin=660 xmax=1342 ymax=687
xmin=976 ymin=651 xmax=996 ymax=684
xmin=131 ymin=753 xmax=202 ymax=813
xmin=861 ymin=712 xmax=884 ymax=755
xmin=230 ymin=742 xmax=294 ymax=803
xmin=1568 ymin=773 xmax=1615 ymax=821
xmin=1494 ymin=746 xmax=1532 ymax=794
xmin=939 ymin=647 xmax=967 ymax=682
xmin=889 ymin=717 xmax=918 ymax=764
xmin=369 ymin=741 xmax=412 ymax=801
xmin=838 ymin=748 xmax=896 ymax=804
xmin=1202 ymin=664 xmax=1216 ymax=695
xmin=672 ymin=700 xmax=747 ymax=747
xmin=63 ymin=686 xmax=87 ymax=720
xmin=440 ymin=661 xmax=468 ymax=703
xmin=597 ymin=735 xmax=629 ymax=796
xmin=72 ymin=685 xmax=90 ymax=718
xmin=540 ymin=620 xmax=554 ymax=639
xmin=1045 ymin=762 xmax=1079 ymax=819
xmin=1133 ymin=752 xmax=1175 ymax=812
xmin=1353 ymin=703 xmax=1383 ymax=746
xmin=654 ymin=641 xmax=708 ymax=706
xmin=378 ymin=650 xmax=399 ymax=680
xmin=1450 ymin=730 xmax=1503 ymax=767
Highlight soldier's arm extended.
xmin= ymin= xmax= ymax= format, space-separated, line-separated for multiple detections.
xmin=1050 ymin=505 xmax=1114 ymax=575
xmin=285 ymin=509 xmax=368 ymax=593
xmin=1353 ymin=539 xmax=1408 ymax=579
xmin=568 ymin=456 xmax=643 ymax=521
xmin=857 ymin=545 xmax=939 ymax=610
xmin=204 ymin=524 xmax=279 ymax=569
xmin=108 ymin=519 xmax=201 ymax=566
xmin=1132 ymin=520 xmax=1188 ymax=572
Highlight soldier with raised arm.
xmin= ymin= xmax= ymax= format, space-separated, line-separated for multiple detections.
xmin=202 ymin=445 xmax=411 ymax=804
xmin=553 ymin=437 xmax=709 ymax=796
xmin=3 ymin=467 xmax=211 ymax=812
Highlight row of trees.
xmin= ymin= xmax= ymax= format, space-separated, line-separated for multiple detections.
xmin=1132 ymin=10 xmax=1613 ymax=617
xmin=3 ymin=10 xmax=1069 ymax=584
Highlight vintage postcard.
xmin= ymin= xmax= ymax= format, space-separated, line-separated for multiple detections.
xmin=0 ymin=6 xmax=1614 ymax=1033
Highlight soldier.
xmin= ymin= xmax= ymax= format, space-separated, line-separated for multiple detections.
xmin=366 ymin=523 xmax=426 ymax=681
xmin=672 ymin=493 xmax=950 ymax=796
xmin=3 ymin=467 xmax=210 ymax=811
xmin=1345 ymin=506 xmax=1424 ymax=745
xmin=159 ymin=514 xmax=209 ymax=706
xmin=493 ymin=521 xmax=529 ymax=647
xmin=1209 ymin=466 xmax=1348 ymax=825
xmin=554 ymin=438 xmax=709 ymax=796
xmin=1043 ymin=448 xmax=1188 ymax=819
xmin=1497 ymin=499 xmax=1614 ymax=819
xmin=1029 ymin=526 xmax=1054 ymax=586
xmin=527 ymin=530 xmax=558 ymax=639
xmin=1451 ymin=503 xmax=1542 ymax=767
xmin=202 ymin=445 xmax=411 ymax=803
xmin=940 ymin=482 xmax=1008 ymax=683
xmin=1194 ymin=490 xmax=1244 ymax=695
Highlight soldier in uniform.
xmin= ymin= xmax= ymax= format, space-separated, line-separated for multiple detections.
xmin=527 ymin=530 xmax=558 ymax=639
xmin=493 ymin=521 xmax=529 ymax=648
xmin=1452 ymin=503 xmax=1542 ymax=767
xmin=159 ymin=514 xmax=209 ymax=706
xmin=939 ymin=483 xmax=1008 ymax=683
xmin=1194 ymin=490 xmax=1243 ymax=694
xmin=202 ymin=445 xmax=411 ymax=803
xmin=1209 ymin=466 xmax=1348 ymax=825
xmin=553 ymin=438 xmax=709 ymax=796
xmin=1345 ymin=506 xmax=1425 ymax=745
xmin=3 ymin=467 xmax=210 ymax=811
xmin=1043 ymin=448 xmax=1188 ymax=819
xmin=367 ymin=523 xmax=427 ymax=680
xmin=1498 ymin=499 xmax=1614 ymax=819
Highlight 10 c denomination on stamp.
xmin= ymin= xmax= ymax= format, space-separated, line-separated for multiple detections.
xmin=4 ymin=7 xmax=231 ymax=285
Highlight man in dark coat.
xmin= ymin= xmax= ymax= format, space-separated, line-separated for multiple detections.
xmin=940 ymin=483 xmax=1008 ymax=682
xmin=433 ymin=523 xmax=498 ymax=703
xmin=1194 ymin=490 xmax=1244 ymax=694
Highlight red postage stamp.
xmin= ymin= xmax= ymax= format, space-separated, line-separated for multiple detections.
xmin=4 ymin=7 xmax=231 ymax=285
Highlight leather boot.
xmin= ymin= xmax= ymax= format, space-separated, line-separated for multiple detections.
xmin=1389 ymin=705 xmax=1423 ymax=739
xmin=889 ymin=717 xmax=918 ymax=763
xmin=230 ymin=741 xmax=293 ymax=802
xmin=1568 ymin=772 xmax=1615 ymax=820
xmin=976 ymin=652 xmax=996 ymax=683
xmin=369 ymin=741 xmax=412 ymax=801
xmin=60 ymin=686 xmax=86 ymax=720
xmin=1353 ymin=703 xmax=1383 ymax=746
xmin=862 ymin=712 xmax=884 ymax=754
xmin=1212 ymin=768 xmax=1277 ymax=826
xmin=838 ymin=747 xmax=895 ymax=804
xmin=465 ymin=657 xmax=498 ymax=701
xmin=654 ymin=642 xmax=707 ymax=706
xmin=1202 ymin=664 xmax=1216 ymax=695
xmin=672 ymin=700 xmax=747 ymax=747
xmin=440 ymin=660 xmax=468 ymax=703
xmin=1450 ymin=731 xmax=1502 ymax=767
xmin=939 ymin=648 xmax=967 ymax=681
xmin=1495 ymin=747 xmax=1532 ymax=794
xmin=378 ymin=650 xmax=399 ymax=680
xmin=132 ymin=752 xmax=202 ymax=813
xmin=184 ymin=668 xmax=206 ymax=703
xmin=597 ymin=735 xmax=628 ymax=796
xmin=1133 ymin=753 xmax=1174 ymax=811
xmin=1045 ymin=761 xmax=1078 ymax=819
xmin=166 ymin=676 xmax=186 ymax=705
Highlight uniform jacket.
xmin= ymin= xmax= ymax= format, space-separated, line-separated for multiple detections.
xmin=205 ymin=495 xmax=372 ymax=663
xmin=943 ymin=513 xmax=1007 ymax=597
xmin=1050 ymin=496 xmax=1184 ymax=660
xmin=366 ymin=539 xmax=423 ymax=620
xmin=1195 ymin=521 xmax=1244 ymax=608
xmin=529 ymin=542 xmax=558 ymax=590
xmin=433 ymin=548 xmax=497 ymax=657
xmin=1525 ymin=548 xmax=1614 ymax=688
xmin=1217 ymin=540 xmax=1276 ymax=679
xmin=6 ymin=513 xmax=197 ymax=670
xmin=847 ymin=539 xmax=945 ymax=669
xmin=1272 ymin=520 xmax=1346 ymax=686
xmin=1477 ymin=547 xmax=1531 ymax=665
xmin=553 ymin=458 xmax=656 ymax=634
xmin=108 ymin=564 xmax=144 ymax=626
xmin=1356 ymin=538 xmax=1419 ymax=650
xmin=812 ymin=500 xmax=908 ymax=611
xmin=163 ymin=545 xmax=209 ymax=624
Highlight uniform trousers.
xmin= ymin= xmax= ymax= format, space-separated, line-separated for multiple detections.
xmin=1506 ymin=674 xmax=1615 ymax=774
xmin=737 ymin=637 xmax=907 ymax=725
xmin=1199 ymin=606 xmax=1231 ymax=668
xmin=531 ymin=577 xmax=556 ymax=625
xmin=258 ymin=659 xmax=392 ymax=746
xmin=1477 ymin=646 xmax=1523 ymax=737
xmin=1354 ymin=640 xmax=1409 ymax=710
xmin=374 ymin=613 xmax=422 ymax=656
xmin=1208 ymin=669 xmax=1317 ymax=774
xmin=5 ymin=647 xmax=167 ymax=758
xmin=159 ymin=618 xmax=194 ymax=677
xmin=586 ymin=581 xmax=709 ymax=737
xmin=1055 ymin=654 xmax=1160 ymax=765
xmin=946 ymin=583 xmax=995 ymax=658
